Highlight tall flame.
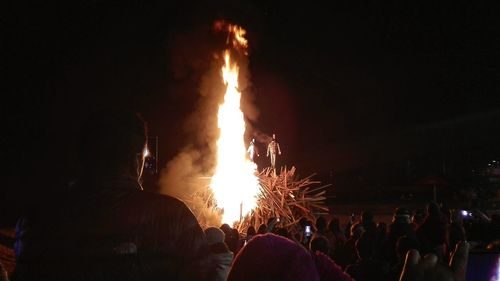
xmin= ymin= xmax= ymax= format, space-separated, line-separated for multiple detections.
xmin=210 ymin=25 xmax=259 ymax=225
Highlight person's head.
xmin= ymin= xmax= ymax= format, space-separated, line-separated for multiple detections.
xmin=412 ymin=208 xmax=426 ymax=225
xmin=79 ymin=110 xmax=147 ymax=182
xmin=220 ymin=223 xmax=232 ymax=235
xmin=227 ymin=234 xmax=319 ymax=281
xmin=205 ymin=227 xmax=230 ymax=254
xmin=315 ymin=216 xmax=327 ymax=232
xmin=393 ymin=207 xmax=411 ymax=224
xmin=272 ymin=133 xmax=276 ymax=140
xmin=377 ymin=222 xmax=387 ymax=235
xmin=205 ymin=227 xmax=226 ymax=246
xmin=257 ymin=224 xmax=267 ymax=234
xmin=246 ymin=226 xmax=256 ymax=238
xmin=427 ymin=201 xmax=441 ymax=217
xmin=350 ymin=223 xmax=364 ymax=239
xmin=310 ymin=236 xmax=330 ymax=255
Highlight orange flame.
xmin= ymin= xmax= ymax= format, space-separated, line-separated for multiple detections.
xmin=210 ymin=24 xmax=259 ymax=225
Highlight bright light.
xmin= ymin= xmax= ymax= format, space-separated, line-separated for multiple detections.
xmin=210 ymin=25 xmax=260 ymax=225
xmin=143 ymin=147 xmax=150 ymax=158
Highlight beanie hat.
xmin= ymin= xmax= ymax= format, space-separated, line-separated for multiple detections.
xmin=227 ymin=233 xmax=320 ymax=281
xmin=205 ymin=227 xmax=225 ymax=246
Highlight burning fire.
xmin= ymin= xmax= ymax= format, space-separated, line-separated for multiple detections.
xmin=210 ymin=24 xmax=260 ymax=225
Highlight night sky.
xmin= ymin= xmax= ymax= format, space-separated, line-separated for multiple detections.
xmin=3 ymin=1 xmax=500 ymax=223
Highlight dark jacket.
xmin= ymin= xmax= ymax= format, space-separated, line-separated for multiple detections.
xmin=12 ymin=178 xmax=215 ymax=281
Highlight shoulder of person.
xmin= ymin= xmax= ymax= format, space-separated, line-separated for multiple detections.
xmin=136 ymin=190 xmax=192 ymax=214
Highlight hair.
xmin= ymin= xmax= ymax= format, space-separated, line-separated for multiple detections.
xmin=350 ymin=223 xmax=364 ymax=240
xmin=310 ymin=236 xmax=330 ymax=255
xmin=427 ymin=202 xmax=441 ymax=217
xmin=315 ymin=216 xmax=327 ymax=232
xmin=257 ymin=224 xmax=267 ymax=234
xmin=246 ymin=226 xmax=256 ymax=237
xmin=79 ymin=110 xmax=147 ymax=178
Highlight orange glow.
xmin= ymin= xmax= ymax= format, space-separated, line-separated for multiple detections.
xmin=210 ymin=25 xmax=259 ymax=225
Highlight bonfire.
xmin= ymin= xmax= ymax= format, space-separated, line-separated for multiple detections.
xmin=183 ymin=22 xmax=330 ymax=232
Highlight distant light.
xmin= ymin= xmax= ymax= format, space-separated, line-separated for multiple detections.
xmin=143 ymin=147 xmax=150 ymax=157
xmin=461 ymin=210 xmax=468 ymax=216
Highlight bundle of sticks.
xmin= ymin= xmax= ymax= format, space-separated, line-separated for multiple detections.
xmin=236 ymin=166 xmax=330 ymax=233
xmin=183 ymin=166 xmax=330 ymax=233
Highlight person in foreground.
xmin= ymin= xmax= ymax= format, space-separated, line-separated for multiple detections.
xmin=12 ymin=110 xmax=214 ymax=281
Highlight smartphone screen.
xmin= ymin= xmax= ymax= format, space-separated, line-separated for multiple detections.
xmin=305 ymin=225 xmax=312 ymax=237
xmin=466 ymin=251 xmax=500 ymax=281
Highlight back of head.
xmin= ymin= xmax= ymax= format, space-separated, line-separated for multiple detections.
xmin=310 ymin=236 xmax=330 ymax=255
xmin=205 ymin=227 xmax=226 ymax=246
xmin=227 ymin=233 xmax=319 ymax=281
xmin=79 ymin=110 xmax=147 ymax=179
xmin=246 ymin=226 xmax=256 ymax=237
xmin=220 ymin=224 xmax=232 ymax=235
xmin=393 ymin=207 xmax=411 ymax=224
xmin=350 ymin=223 xmax=364 ymax=239
xmin=257 ymin=224 xmax=267 ymax=234
xmin=315 ymin=216 xmax=327 ymax=232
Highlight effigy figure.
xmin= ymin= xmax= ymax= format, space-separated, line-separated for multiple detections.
xmin=266 ymin=134 xmax=281 ymax=169
xmin=247 ymin=138 xmax=259 ymax=162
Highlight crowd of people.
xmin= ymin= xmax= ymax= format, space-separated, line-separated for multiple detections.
xmin=2 ymin=110 xmax=498 ymax=281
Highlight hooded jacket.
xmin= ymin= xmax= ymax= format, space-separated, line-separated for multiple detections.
xmin=12 ymin=178 xmax=215 ymax=281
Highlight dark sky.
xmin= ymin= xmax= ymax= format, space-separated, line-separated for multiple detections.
xmin=3 ymin=1 xmax=500 ymax=222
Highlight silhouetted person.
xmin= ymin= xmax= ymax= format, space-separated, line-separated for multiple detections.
xmin=12 ymin=110 xmax=215 ymax=281
xmin=257 ymin=223 xmax=267 ymax=235
xmin=345 ymin=232 xmax=390 ymax=281
xmin=310 ymin=236 xmax=330 ymax=256
xmin=333 ymin=223 xmax=364 ymax=269
xmin=387 ymin=207 xmax=416 ymax=263
xmin=416 ymin=202 xmax=448 ymax=260
xmin=315 ymin=216 xmax=328 ymax=237
xmin=246 ymin=226 xmax=256 ymax=241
